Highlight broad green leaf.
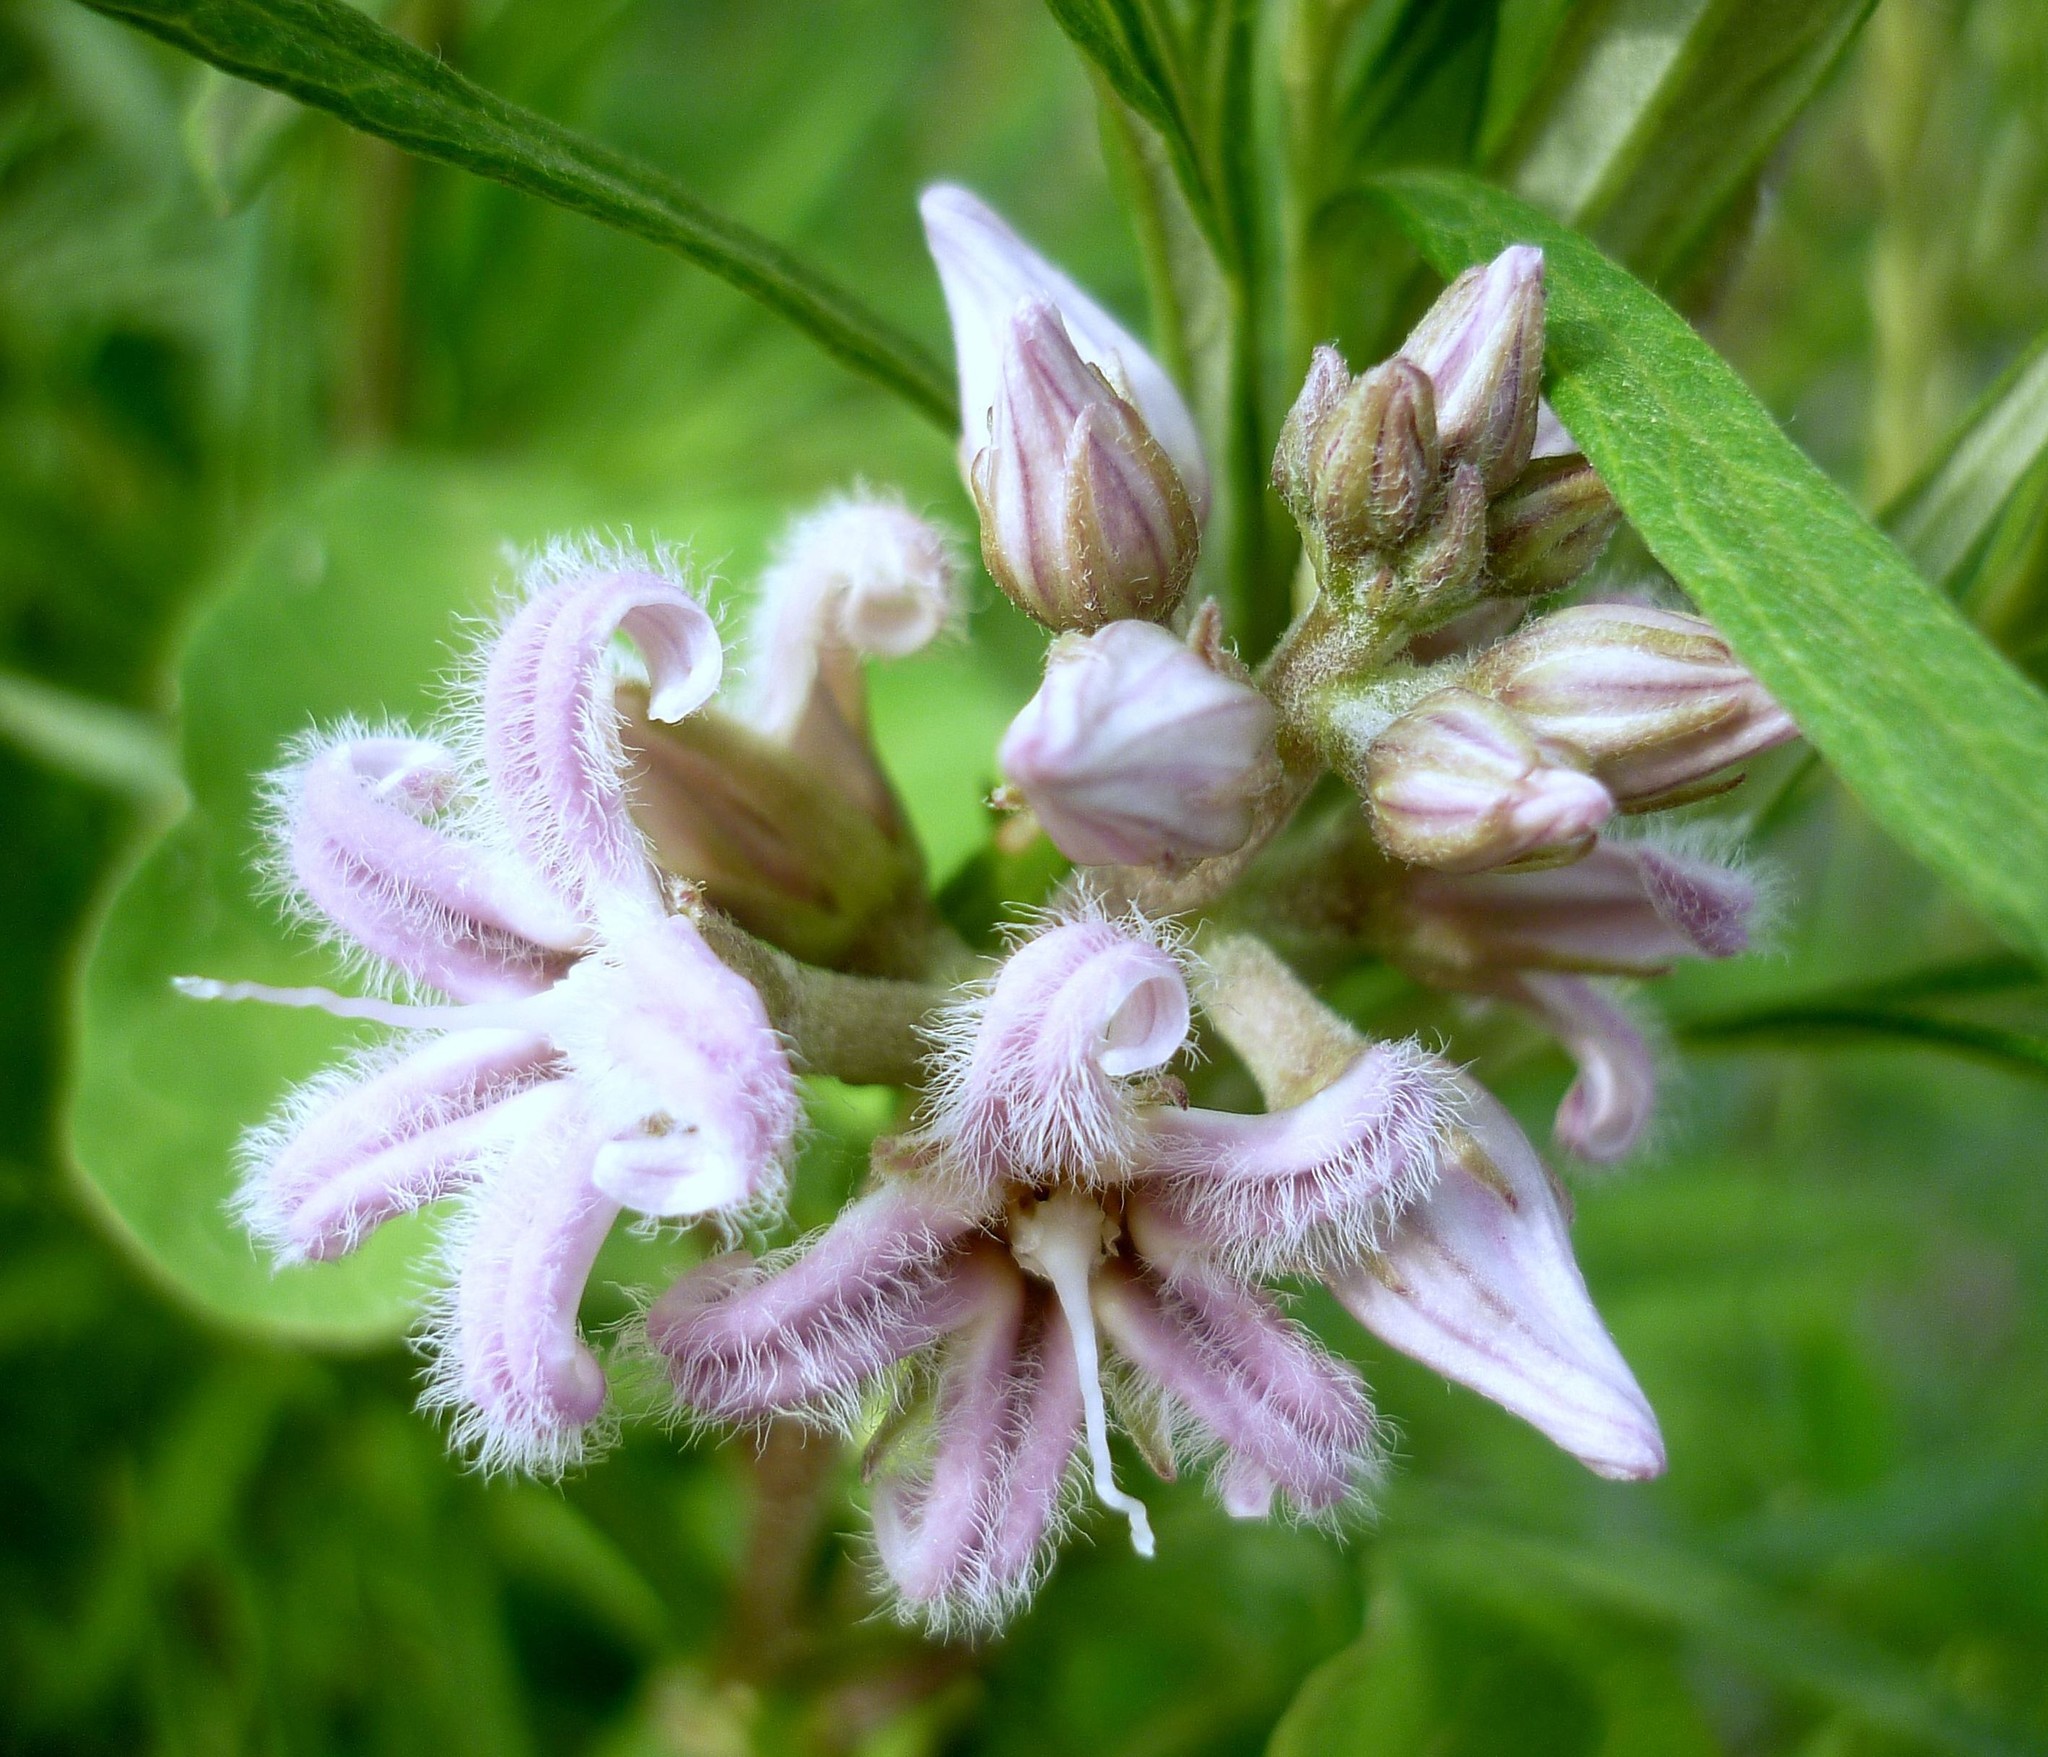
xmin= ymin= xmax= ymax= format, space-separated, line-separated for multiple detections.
xmin=1500 ymin=0 xmax=1875 ymax=282
xmin=1374 ymin=170 xmax=2048 ymax=968
xmin=65 ymin=458 xmax=1019 ymax=1339
xmin=73 ymin=0 xmax=955 ymax=428
xmin=1886 ymin=327 xmax=2048 ymax=593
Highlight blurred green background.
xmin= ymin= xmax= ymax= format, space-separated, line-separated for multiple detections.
xmin=5 ymin=0 xmax=2048 ymax=1751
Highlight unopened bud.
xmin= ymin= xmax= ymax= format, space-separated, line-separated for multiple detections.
xmin=1399 ymin=245 xmax=1545 ymax=493
xmin=1361 ymin=689 xmax=1614 ymax=873
xmin=972 ymin=300 xmax=1200 ymax=631
xmin=1467 ymin=605 xmax=1797 ymax=803
xmin=1398 ymin=460 xmax=1488 ymax=608
xmin=1314 ymin=359 xmax=1441 ymax=556
xmin=1486 ymin=454 xmax=1619 ymax=598
xmin=1273 ymin=345 xmax=1350 ymax=515
xmin=998 ymin=619 xmax=1277 ymax=868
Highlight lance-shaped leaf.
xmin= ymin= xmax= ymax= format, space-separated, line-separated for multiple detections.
xmin=75 ymin=0 xmax=954 ymax=426
xmin=1885 ymin=327 xmax=2048 ymax=595
xmin=1375 ymin=169 xmax=2048 ymax=968
xmin=1499 ymin=0 xmax=1876 ymax=283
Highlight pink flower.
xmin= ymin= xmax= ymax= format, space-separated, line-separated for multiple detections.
xmin=999 ymin=620 xmax=1278 ymax=868
xmin=1398 ymin=244 xmax=1546 ymax=493
xmin=183 ymin=545 xmax=801 ymax=1474
xmin=651 ymin=912 xmax=1654 ymax=1626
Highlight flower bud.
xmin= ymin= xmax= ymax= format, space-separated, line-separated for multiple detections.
xmin=1399 ymin=245 xmax=1545 ymax=494
xmin=971 ymin=300 xmax=1200 ymax=631
xmin=922 ymin=183 xmax=1209 ymax=513
xmin=999 ymin=620 xmax=1278 ymax=868
xmin=1485 ymin=454 xmax=1619 ymax=598
xmin=1272 ymin=345 xmax=1350 ymax=516
xmin=1313 ymin=359 xmax=1442 ymax=556
xmin=1467 ymin=605 xmax=1797 ymax=803
xmin=1361 ymin=688 xmax=1614 ymax=873
xmin=1397 ymin=460 xmax=1489 ymax=609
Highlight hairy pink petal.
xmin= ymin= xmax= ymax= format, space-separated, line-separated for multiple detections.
xmin=424 ymin=1090 xmax=622 ymax=1476
xmin=483 ymin=564 xmax=721 ymax=916
xmin=1095 ymin=1251 xmax=1380 ymax=1516
xmin=285 ymin=736 xmax=582 ymax=999
xmin=552 ymin=913 xmax=800 ymax=1218
xmin=1135 ymin=1041 xmax=1449 ymax=1276
xmin=1511 ymin=973 xmax=1658 ymax=1162
xmin=1398 ymin=837 xmax=1758 ymax=977
xmin=651 ymin=1182 xmax=986 ymax=1424
xmin=238 ymin=1028 xmax=561 ymax=1263
xmin=1330 ymin=1079 xmax=1664 ymax=1481
xmin=923 ymin=915 xmax=1190 ymax=1196
xmin=873 ymin=1261 xmax=1083 ymax=1625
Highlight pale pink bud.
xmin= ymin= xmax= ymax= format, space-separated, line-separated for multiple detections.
xmin=1361 ymin=688 xmax=1614 ymax=873
xmin=1331 ymin=1078 xmax=1665 ymax=1481
xmin=971 ymin=300 xmax=1199 ymax=630
xmin=423 ymin=1087 xmax=624 ymax=1476
xmin=1399 ymin=245 xmax=1545 ymax=493
xmin=1389 ymin=836 xmax=1759 ymax=979
xmin=921 ymin=183 xmax=1208 ymax=512
xmin=747 ymin=492 xmax=960 ymax=738
xmin=921 ymin=912 xmax=1191 ymax=1196
xmin=482 ymin=547 xmax=722 ymax=917
xmin=1469 ymin=605 xmax=1797 ymax=803
xmin=1272 ymin=344 xmax=1351 ymax=514
xmin=999 ymin=620 xmax=1278 ymax=868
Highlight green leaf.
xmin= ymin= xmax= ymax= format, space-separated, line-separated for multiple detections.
xmin=72 ymin=0 xmax=955 ymax=428
xmin=1682 ymin=1005 xmax=2048 ymax=1084
xmin=1886 ymin=327 xmax=2048 ymax=593
xmin=1374 ymin=169 xmax=2048 ymax=968
xmin=1404 ymin=1525 xmax=2036 ymax=1757
xmin=1268 ymin=1566 xmax=1438 ymax=1757
xmin=1500 ymin=0 xmax=1876 ymax=282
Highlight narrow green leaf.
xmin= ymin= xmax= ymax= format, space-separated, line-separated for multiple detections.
xmin=1682 ymin=1005 xmax=2048 ymax=1084
xmin=1374 ymin=170 xmax=2048 ymax=967
xmin=1886 ymin=327 xmax=2048 ymax=592
xmin=72 ymin=0 xmax=956 ymax=428
xmin=0 ymin=669 xmax=183 ymax=806
xmin=1501 ymin=0 xmax=1875 ymax=282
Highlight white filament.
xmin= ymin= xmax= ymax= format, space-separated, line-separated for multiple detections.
xmin=1011 ymin=1192 xmax=1155 ymax=1559
xmin=173 ymin=975 xmax=546 ymax=1035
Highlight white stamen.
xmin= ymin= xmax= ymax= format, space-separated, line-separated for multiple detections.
xmin=172 ymin=975 xmax=546 ymax=1035
xmin=1010 ymin=1190 xmax=1155 ymax=1559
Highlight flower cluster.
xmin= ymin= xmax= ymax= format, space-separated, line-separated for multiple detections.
xmin=187 ymin=181 xmax=1798 ymax=1631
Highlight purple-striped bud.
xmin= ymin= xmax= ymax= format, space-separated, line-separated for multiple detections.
xmin=971 ymin=301 xmax=1200 ymax=631
xmin=998 ymin=620 xmax=1278 ymax=869
xmin=1274 ymin=349 xmax=1444 ymax=558
xmin=1399 ymin=245 xmax=1545 ymax=494
xmin=1331 ymin=1078 xmax=1664 ymax=1481
xmin=1272 ymin=344 xmax=1350 ymax=516
xmin=1485 ymin=453 xmax=1620 ymax=598
xmin=1468 ymin=605 xmax=1797 ymax=803
xmin=922 ymin=183 xmax=1208 ymax=513
xmin=1360 ymin=688 xmax=1614 ymax=874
